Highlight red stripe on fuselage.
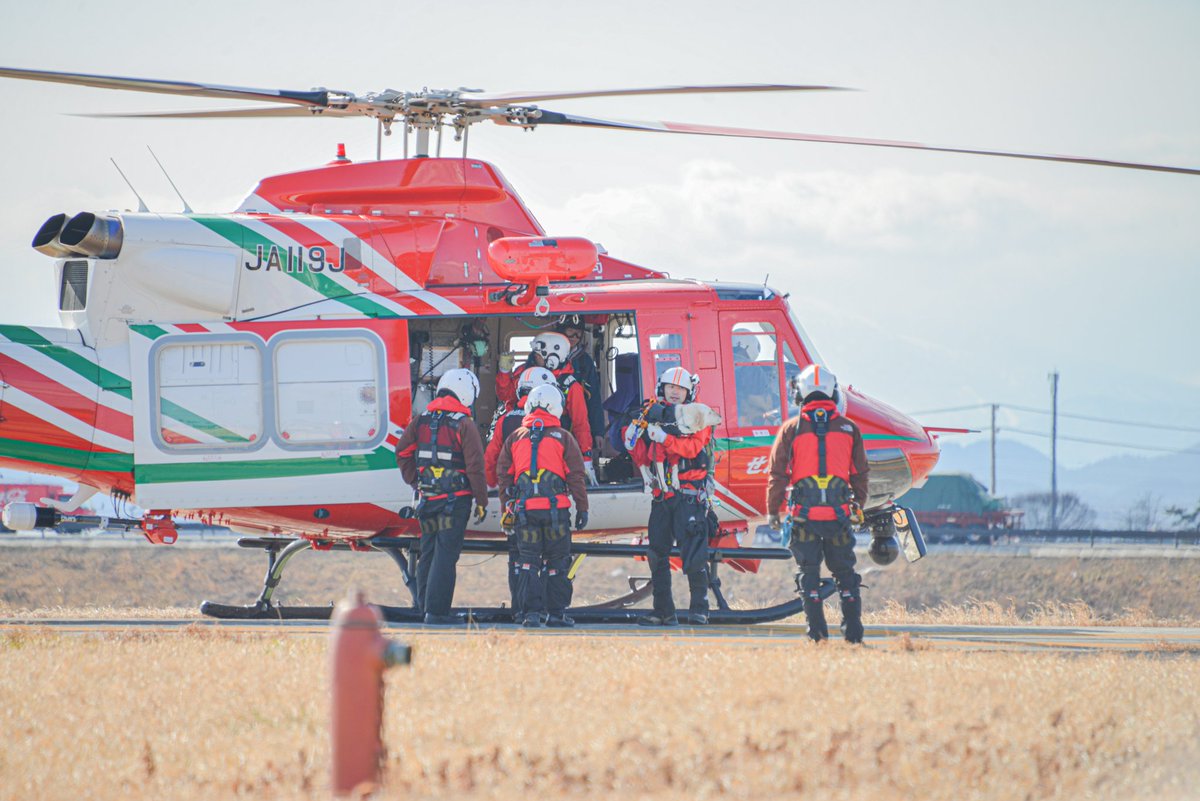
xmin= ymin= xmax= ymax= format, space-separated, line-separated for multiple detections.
xmin=0 ymin=351 xmax=132 ymax=442
xmin=0 ymin=403 xmax=97 ymax=452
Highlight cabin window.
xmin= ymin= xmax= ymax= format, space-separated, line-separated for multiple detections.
xmin=272 ymin=331 xmax=387 ymax=450
xmin=731 ymin=322 xmax=781 ymax=428
xmin=153 ymin=336 xmax=265 ymax=451
xmin=648 ymin=331 xmax=684 ymax=376
xmin=782 ymin=341 xmax=803 ymax=419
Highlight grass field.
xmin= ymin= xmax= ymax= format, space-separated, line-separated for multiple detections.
xmin=2 ymin=545 xmax=1199 ymax=799
xmin=2 ymin=627 xmax=1199 ymax=800
xmin=2 ymin=544 xmax=1199 ymax=624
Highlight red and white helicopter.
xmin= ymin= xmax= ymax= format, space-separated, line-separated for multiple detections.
xmin=0 ymin=67 xmax=1195 ymax=622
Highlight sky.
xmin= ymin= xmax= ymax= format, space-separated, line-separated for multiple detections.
xmin=1 ymin=0 xmax=1198 ymax=477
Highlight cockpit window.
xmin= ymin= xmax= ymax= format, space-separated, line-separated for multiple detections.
xmin=731 ymin=322 xmax=781 ymax=428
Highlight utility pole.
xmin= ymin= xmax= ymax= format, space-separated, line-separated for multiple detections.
xmin=1049 ymin=371 xmax=1059 ymax=530
xmin=990 ymin=403 xmax=998 ymax=496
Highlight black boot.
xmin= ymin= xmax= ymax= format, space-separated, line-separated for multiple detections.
xmin=546 ymin=612 xmax=575 ymax=628
xmin=687 ymin=571 xmax=710 ymax=624
xmin=804 ymin=589 xmax=829 ymax=642
xmin=840 ymin=590 xmax=863 ymax=644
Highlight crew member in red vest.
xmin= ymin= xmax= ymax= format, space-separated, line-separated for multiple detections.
xmin=766 ymin=365 xmax=869 ymax=643
xmin=497 ymin=331 xmax=596 ymax=483
xmin=627 ymin=367 xmax=716 ymax=626
xmin=396 ymin=368 xmax=488 ymax=625
xmin=485 ymin=365 xmax=556 ymax=611
xmin=496 ymin=384 xmax=589 ymax=628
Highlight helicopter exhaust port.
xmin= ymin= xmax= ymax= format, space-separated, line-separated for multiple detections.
xmin=31 ymin=212 xmax=79 ymax=258
xmin=58 ymin=211 xmax=123 ymax=259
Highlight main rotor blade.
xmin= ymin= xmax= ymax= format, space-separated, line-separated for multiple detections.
xmin=0 ymin=66 xmax=329 ymax=108
xmin=465 ymin=83 xmax=851 ymax=105
xmin=519 ymin=111 xmax=1200 ymax=176
xmin=73 ymin=106 xmax=356 ymax=119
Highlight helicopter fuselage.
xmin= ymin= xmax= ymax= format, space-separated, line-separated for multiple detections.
xmin=0 ymin=156 xmax=938 ymax=540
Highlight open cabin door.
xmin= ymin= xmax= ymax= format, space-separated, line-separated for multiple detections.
xmin=128 ymin=319 xmax=409 ymax=513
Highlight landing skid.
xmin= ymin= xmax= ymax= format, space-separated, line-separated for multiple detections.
xmin=199 ymin=535 xmax=836 ymax=625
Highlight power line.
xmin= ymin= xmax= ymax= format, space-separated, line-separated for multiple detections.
xmin=1004 ymin=427 xmax=1200 ymax=455
xmin=910 ymin=402 xmax=1200 ymax=434
xmin=1001 ymin=403 xmax=1200 ymax=433
xmin=908 ymin=403 xmax=991 ymax=415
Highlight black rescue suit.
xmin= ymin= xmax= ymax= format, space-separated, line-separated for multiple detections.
xmin=628 ymin=413 xmax=716 ymax=619
xmin=496 ymin=409 xmax=589 ymax=619
xmin=765 ymin=398 xmax=870 ymax=642
xmin=395 ymin=395 xmax=488 ymax=616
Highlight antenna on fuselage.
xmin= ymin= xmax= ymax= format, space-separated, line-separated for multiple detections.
xmin=110 ymin=158 xmax=149 ymax=213
xmin=147 ymin=146 xmax=193 ymax=214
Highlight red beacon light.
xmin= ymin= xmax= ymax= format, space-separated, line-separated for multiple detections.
xmin=487 ymin=236 xmax=598 ymax=315
xmin=328 ymin=143 xmax=352 ymax=165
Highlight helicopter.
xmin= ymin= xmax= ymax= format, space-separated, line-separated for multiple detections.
xmin=0 ymin=67 xmax=1195 ymax=624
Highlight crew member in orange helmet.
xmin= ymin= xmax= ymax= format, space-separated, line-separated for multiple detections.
xmin=766 ymin=365 xmax=869 ymax=643
xmin=627 ymin=367 xmax=716 ymax=626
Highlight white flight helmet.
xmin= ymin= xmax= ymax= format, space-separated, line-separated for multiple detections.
xmin=791 ymin=364 xmax=838 ymax=405
xmin=516 ymin=366 xmax=556 ymax=398
xmin=524 ymin=383 xmax=564 ymax=418
xmin=436 ymin=368 xmax=480 ymax=407
xmin=531 ymin=331 xmax=571 ymax=370
xmin=657 ymin=366 xmax=699 ymax=402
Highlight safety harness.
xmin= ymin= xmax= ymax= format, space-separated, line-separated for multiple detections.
xmin=788 ymin=406 xmax=852 ymax=523
xmin=512 ymin=419 xmax=570 ymax=527
xmin=651 ymin=430 xmax=715 ymax=506
xmin=415 ymin=410 xmax=471 ymax=514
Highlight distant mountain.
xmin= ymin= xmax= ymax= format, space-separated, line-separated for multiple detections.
xmin=932 ymin=439 xmax=1200 ymax=528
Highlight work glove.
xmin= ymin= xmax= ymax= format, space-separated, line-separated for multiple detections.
xmin=583 ymin=459 xmax=598 ymax=486
xmin=849 ymin=501 xmax=865 ymax=526
xmin=575 ymin=510 xmax=589 ymax=530
xmin=645 ymin=424 xmax=668 ymax=444
xmin=768 ymin=513 xmax=782 ymax=529
xmin=473 ymin=504 xmax=487 ymax=524
xmin=498 ymin=353 xmax=515 ymax=372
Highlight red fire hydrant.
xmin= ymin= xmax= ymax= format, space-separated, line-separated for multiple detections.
xmin=330 ymin=590 xmax=411 ymax=796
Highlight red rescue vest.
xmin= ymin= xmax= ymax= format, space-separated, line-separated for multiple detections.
xmin=788 ymin=400 xmax=854 ymax=522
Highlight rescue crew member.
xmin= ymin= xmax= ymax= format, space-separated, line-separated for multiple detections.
xmin=484 ymin=365 xmax=557 ymax=613
xmin=627 ymin=367 xmax=715 ymax=626
xmin=395 ymin=368 xmax=488 ymax=625
xmin=496 ymin=384 xmax=589 ymax=628
xmin=497 ymin=331 xmax=595 ymax=482
xmin=557 ymin=315 xmax=605 ymax=451
xmin=765 ymin=365 xmax=869 ymax=643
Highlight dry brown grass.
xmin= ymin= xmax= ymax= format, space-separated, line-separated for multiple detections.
xmin=3 ymin=545 xmax=1199 ymax=626
xmin=2 ymin=629 xmax=1199 ymax=800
